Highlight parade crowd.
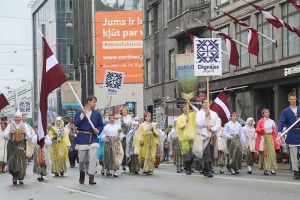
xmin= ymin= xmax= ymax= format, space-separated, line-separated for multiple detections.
xmin=1 ymin=92 xmax=300 ymax=185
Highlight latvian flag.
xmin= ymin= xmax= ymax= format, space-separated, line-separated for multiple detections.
xmin=210 ymin=91 xmax=230 ymax=127
xmin=206 ymin=26 xmax=240 ymax=67
xmin=249 ymin=1 xmax=300 ymax=37
xmin=288 ymin=0 xmax=300 ymax=13
xmin=38 ymin=37 xmax=68 ymax=147
xmin=224 ymin=12 xmax=259 ymax=56
xmin=0 ymin=89 xmax=9 ymax=110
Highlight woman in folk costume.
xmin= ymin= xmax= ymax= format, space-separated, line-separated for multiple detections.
xmin=48 ymin=117 xmax=70 ymax=177
xmin=154 ymin=123 xmax=164 ymax=168
xmin=117 ymin=106 xmax=133 ymax=171
xmin=223 ymin=112 xmax=246 ymax=175
xmin=176 ymin=100 xmax=196 ymax=175
xmin=0 ymin=121 xmax=8 ymax=173
xmin=33 ymin=131 xmax=52 ymax=182
xmin=243 ymin=117 xmax=257 ymax=174
xmin=2 ymin=111 xmax=32 ymax=185
xmin=170 ymin=120 xmax=184 ymax=173
xmin=101 ymin=115 xmax=124 ymax=177
xmin=255 ymin=108 xmax=280 ymax=175
xmin=65 ymin=116 xmax=78 ymax=168
xmin=97 ymin=117 xmax=109 ymax=176
xmin=126 ymin=121 xmax=139 ymax=174
xmin=133 ymin=112 xmax=158 ymax=175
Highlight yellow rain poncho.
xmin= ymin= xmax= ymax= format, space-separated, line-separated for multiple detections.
xmin=176 ymin=112 xmax=196 ymax=155
xmin=133 ymin=122 xmax=158 ymax=173
xmin=48 ymin=119 xmax=70 ymax=174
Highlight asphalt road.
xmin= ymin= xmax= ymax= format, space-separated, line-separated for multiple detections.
xmin=0 ymin=161 xmax=300 ymax=200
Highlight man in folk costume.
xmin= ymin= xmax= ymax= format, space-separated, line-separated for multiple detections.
xmin=223 ymin=112 xmax=246 ymax=175
xmin=277 ymin=92 xmax=300 ymax=179
xmin=117 ymin=106 xmax=133 ymax=171
xmin=133 ymin=112 xmax=158 ymax=175
xmin=48 ymin=117 xmax=70 ymax=177
xmin=192 ymin=99 xmax=221 ymax=178
xmin=101 ymin=114 xmax=124 ymax=177
xmin=74 ymin=95 xmax=104 ymax=184
xmin=176 ymin=100 xmax=196 ymax=175
xmin=3 ymin=111 xmax=32 ymax=185
xmin=255 ymin=108 xmax=280 ymax=175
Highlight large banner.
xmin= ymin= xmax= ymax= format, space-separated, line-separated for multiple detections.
xmin=95 ymin=11 xmax=143 ymax=83
xmin=61 ymin=81 xmax=81 ymax=115
xmin=194 ymin=38 xmax=222 ymax=76
xmin=175 ymin=53 xmax=198 ymax=100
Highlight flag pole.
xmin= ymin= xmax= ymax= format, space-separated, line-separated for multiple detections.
xmin=67 ymin=81 xmax=96 ymax=129
xmin=176 ymin=27 xmax=229 ymax=55
xmin=108 ymin=96 xmax=112 ymax=114
xmin=277 ymin=118 xmax=300 ymax=140
xmin=195 ymin=19 xmax=248 ymax=49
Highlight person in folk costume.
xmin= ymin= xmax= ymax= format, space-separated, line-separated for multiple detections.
xmin=133 ymin=112 xmax=158 ymax=175
xmin=101 ymin=114 xmax=124 ymax=177
xmin=243 ymin=117 xmax=257 ymax=174
xmin=255 ymin=108 xmax=280 ymax=175
xmin=65 ymin=116 xmax=78 ymax=168
xmin=97 ymin=117 xmax=109 ymax=176
xmin=0 ymin=121 xmax=8 ymax=173
xmin=169 ymin=119 xmax=184 ymax=173
xmin=74 ymin=95 xmax=104 ymax=184
xmin=191 ymin=99 xmax=221 ymax=178
xmin=223 ymin=112 xmax=246 ymax=175
xmin=48 ymin=117 xmax=70 ymax=177
xmin=176 ymin=100 xmax=196 ymax=175
xmin=277 ymin=92 xmax=300 ymax=179
xmin=216 ymin=127 xmax=228 ymax=174
xmin=126 ymin=121 xmax=139 ymax=174
xmin=163 ymin=126 xmax=171 ymax=162
xmin=117 ymin=106 xmax=133 ymax=171
xmin=154 ymin=123 xmax=164 ymax=168
xmin=33 ymin=130 xmax=52 ymax=182
xmin=2 ymin=111 xmax=32 ymax=185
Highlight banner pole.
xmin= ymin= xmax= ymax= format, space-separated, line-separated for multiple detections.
xmin=67 ymin=81 xmax=95 ymax=129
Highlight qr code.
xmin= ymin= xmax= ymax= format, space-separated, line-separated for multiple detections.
xmin=105 ymin=72 xmax=123 ymax=89
xmin=19 ymin=101 xmax=31 ymax=113
xmin=196 ymin=39 xmax=220 ymax=63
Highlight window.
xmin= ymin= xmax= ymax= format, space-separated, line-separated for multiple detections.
xmin=218 ymin=26 xmax=229 ymax=72
xmin=257 ymin=10 xmax=275 ymax=63
xmin=216 ymin=0 xmax=228 ymax=6
xmin=282 ymin=3 xmax=300 ymax=57
xmin=146 ymin=9 xmax=152 ymax=36
xmin=169 ymin=50 xmax=175 ymax=80
xmin=154 ymin=55 xmax=160 ymax=84
xmin=146 ymin=59 xmax=152 ymax=86
xmin=236 ymin=18 xmax=251 ymax=67
xmin=168 ymin=0 xmax=173 ymax=19
xmin=66 ymin=44 xmax=73 ymax=65
xmin=66 ymin=0 xmax=73 ymax=12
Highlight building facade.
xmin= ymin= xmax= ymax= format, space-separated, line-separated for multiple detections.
xmin=143 ymin=0 xmax=300 ymax=125
xmin=30 ymin=0 xmax=73 ymax=120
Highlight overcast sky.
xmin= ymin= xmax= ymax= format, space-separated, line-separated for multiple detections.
xmin=0 ymin=0 xmax=33 ymax=94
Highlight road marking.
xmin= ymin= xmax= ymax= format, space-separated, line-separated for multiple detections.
xmin=155 ymin=171 xmax=300 ymax=186
xmin=56 ymin=186 xmax=110 ymax=199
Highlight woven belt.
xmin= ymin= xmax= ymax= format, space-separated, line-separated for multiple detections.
xmin=264 ymin=133 xmax=272 ymax=135
xmin=78 ymin=131 xmax=94 ymax=143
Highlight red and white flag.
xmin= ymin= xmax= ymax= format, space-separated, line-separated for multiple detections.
xmin=224 ymin=12 xmax=259 ymax=56
xmin=210 ymin=91 xmax=230 ymax=127
xmin=183 ymin=30 xmax=195 ymax=53
xmin=38 ymin=37 xmax=68 ymax=147
xmin=249 ymin=2 xmax=300 ymax=37
xmin=206 ymin=26 xmax=240 ymax=67
xmin=0 ymin=90 xmax=9 ymax=110
xmin=288 ymin=0 xmax=300 ymax=13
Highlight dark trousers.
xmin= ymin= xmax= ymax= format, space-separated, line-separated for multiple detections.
xmin=163 ymin=148 xmax=169 ymax=161
xmin=69 ymin=150 xmax=78 ymax=167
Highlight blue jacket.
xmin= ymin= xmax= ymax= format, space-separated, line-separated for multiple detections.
xmin=74 ymin=109 xmax=104 ymax=145
xmin=277 ymin=106 xmax=300 ymax=145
